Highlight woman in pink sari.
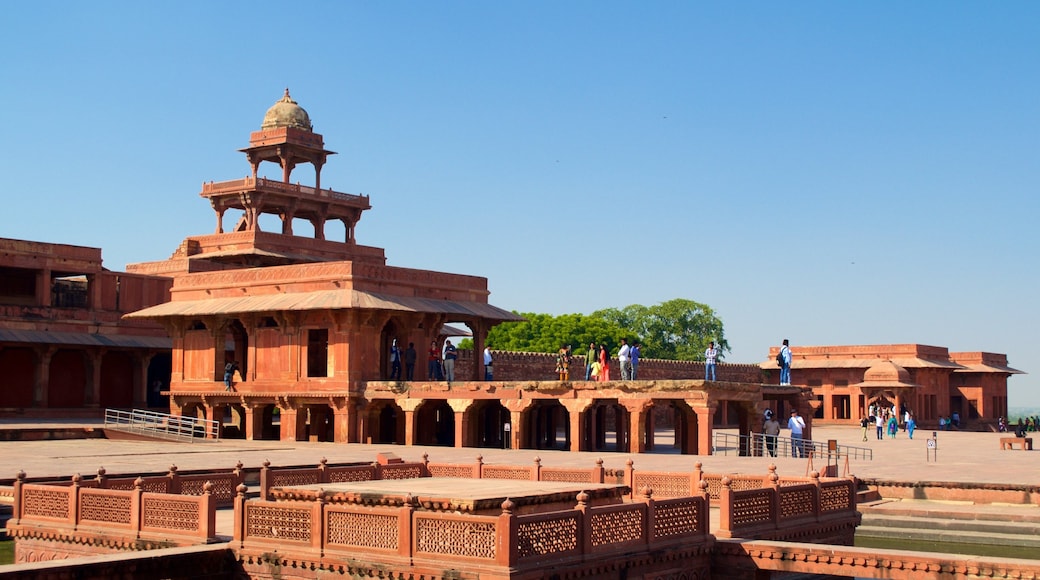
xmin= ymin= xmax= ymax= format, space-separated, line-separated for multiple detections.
xmin=598 ymin=345 xmax=610 ymax=381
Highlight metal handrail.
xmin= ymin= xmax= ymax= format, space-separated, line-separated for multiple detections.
xmin=104 ymin=408 xmax=220 ymax=442
xmin=712 ymin=431 xmax=872 ymax=461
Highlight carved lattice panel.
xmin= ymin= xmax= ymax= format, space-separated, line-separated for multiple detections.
xmin=79 ymin=492 xmax=132 ymax=525
xmin=328 ymin=467 xmax=376 ymax=483
xmin=482 ymin=466 xmax=532 ymax=480
xmin=589 ymin=507 xmax=644 ymax=547
xmin=415 ymin=517 xmax=496 ymax=559
xmin=271 ymin=471 xmax=321 ymax=488
xmin=701 ymin=476 xmax=723 ymax=500
xmin=730 ymin=477 xmax=766 ymax=491
xmin=540 ymin=469 xmax=594 ymax=483
xmin=21 ymin=488 xmax=70 ymax=519
xmin=730 ymin=491 xmax=772 ymax=526
xmin=653 ymin=498 xmax=702 ymax=537
xmin=326 ymin=510 xmax=398 ymax=550
xmin=820 ymin=482 xmax=852 ymax=513
xmin=142 ymin=497 xmax=200 ymax=531
xmin=245 ymin=504 xmax=312 ymax=541
xmin=517 ymin=516 xmax=579 ymax=559
xmin=633 ymin=473 xmax=691 ymax=498
xmin=426 ymin=465 xmax=475 ymax=478
xmin=380 ymin=465 xmax=423 ymax=480
xmin=778 ymin=487 xmax=815 ymax=519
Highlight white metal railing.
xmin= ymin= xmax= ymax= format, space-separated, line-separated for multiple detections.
xmin=713 ymin=431 xmax=872 ymax=461
xmin=104 ymin=408 xmax=220 ymax=442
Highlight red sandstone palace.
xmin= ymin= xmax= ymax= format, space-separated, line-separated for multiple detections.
xmin=0 ymin=91 xmax=1021 ymax=447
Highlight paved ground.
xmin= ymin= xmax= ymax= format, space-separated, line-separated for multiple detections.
xmin=0 ymin=419 xmax=1036 ymax=485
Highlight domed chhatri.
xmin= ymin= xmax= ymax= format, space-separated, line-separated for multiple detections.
xmin=862 ymin=360 xmax=912 ymax=385
xmin=261 ymin=88 xmax=313 ymax=132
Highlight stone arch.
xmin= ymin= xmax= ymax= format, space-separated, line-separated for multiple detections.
xmin=582 ymin=400 xmax=629 ymax=452
xmin=0 ymin=347 xmax=34 ymax=407
xmin=367 ymin=400 xmax=405 ymax=444
xmin=224 ymin=318 xmax=249 ymax=382
xmin=467 ymin=399 xmax=510 ymax=449
xmin=145 ymin=352 xmax=172 ymax=408
xmin=647 ymin=400 xmax=698 ymax=455
xmin=49 ymin=349 xmax=86 ymax=408
xmin=524 ymin=400 xmax=570 ymax=450
xmin=380 ymin=319 xmax=403 ymax=380
xmin=99 ymin=351 xmax=134 ymax=408
xmin=221 ymin=403 xmax=247 ymax=439
xmin=416 ymin=400 xmax=455 ymax=446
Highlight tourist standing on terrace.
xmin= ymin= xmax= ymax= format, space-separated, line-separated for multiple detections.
xmin=389 ymin=339 xmax=402 ymax=380
xmin=860 ymin=415 xmax=870 ymax=442
xmin=704 ymin=341 xmax=718 ymax=381
xmin=788 ymin=409 xmax=805 ymax=457
xmin=427 ymin=341 xmax=441 ymax=380
xmin=404 ymin=342 xmax=417 ymax=380
xmin=875 ymin=412 xmax=885 ymax=440
xmin=483 ymin=347 xmax=493 ymax=380
xmin=224 ymin=360 xmax=239 ymax=391
xmin=585 ymin=342 xmax=597 ymax=380
xmin=598 ymin=344 xmax=611 ymax=381
xmin=630 ymin=343 xmax=641 ymax=379
xmin=618 ymin=339 xmax=631 ymax=380
xmin=443 ymin=340 xmax=458 ymax=382
xmin=555 ymin=345 xmax=571 ymax=381
xmin=779 ymin=339 xmax=792 ymax=385
xmin=763 ymin=411 xmax=781 ymax=457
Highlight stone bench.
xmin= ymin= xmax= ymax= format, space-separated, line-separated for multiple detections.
xmin=1000 ymin=437 xmax=1033 ymax=450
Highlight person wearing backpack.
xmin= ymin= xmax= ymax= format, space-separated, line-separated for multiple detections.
xmin=778 ymin=339 xmax=792 ymax=385
xmin=223 ymin=360 xmax=239 ymax=391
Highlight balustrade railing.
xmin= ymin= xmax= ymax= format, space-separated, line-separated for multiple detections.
xmin=9 ymin=472 xmax=218 ymax=544
xmin=233 ymin=485 xmax=710 ymax=570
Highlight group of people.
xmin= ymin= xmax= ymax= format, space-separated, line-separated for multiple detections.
xmin=568 ymin=340 xmax=643 ymax=382
xmin=937 ymin=412 xmax=961 ymax=430
xmin=388 ymin=339 xmax=496 ymax=383
xmin=759 ymin=408 xmax=807 ymax=458
xmin=1000 ymin=416 xmax=1040 ymax=437
xmin=862 ymin=403 xmax=917 ymax=441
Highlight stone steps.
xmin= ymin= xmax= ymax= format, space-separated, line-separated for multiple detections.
xmin=857 ymin=502 xmax=1040 ymax=548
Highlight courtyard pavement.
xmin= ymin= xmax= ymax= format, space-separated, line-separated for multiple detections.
xmin=0 ymin=419 xmax=1036 ymax=486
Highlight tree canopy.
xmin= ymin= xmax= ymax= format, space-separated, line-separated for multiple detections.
xmin=463 ymin=298 xmax=728 ymax=362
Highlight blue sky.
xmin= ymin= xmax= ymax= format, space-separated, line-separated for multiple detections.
xmin=4 ymin=2 xmax=1038 ymax=405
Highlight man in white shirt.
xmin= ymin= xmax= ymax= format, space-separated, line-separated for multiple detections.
xmin=704 ymin=341 xmax=718 ymax=381
xmin=788 ymin=409 xmax=806 ymax=458
xmin=617 ymin=339 xmax=631 ymax=380
xmin=483 ymin=347 xmax=493 ymax=381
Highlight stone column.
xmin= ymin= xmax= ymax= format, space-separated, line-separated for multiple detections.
xmin=278 ymin=402 xmax=300 ymax=442
xmin=399 ymin=399 xmax=423 ymax=446
xmin=693 ymin=404 xmax=717 ymax=456
xmin=33 ymin=347 xmax=54 ymax=408
xmin=36 ymin=269 xmax=51 ymax=307
xmin=332 ymin=399 xmax=353 ymax=444
xmin=85 ymin=350 xmax=103 ymax=407
xmin=622 ymin=400 xmax=651 ymax=454
xmin=448 ymin=399 xmax=474 ymax=448
xmin=560 ymin=399 xmax=592 ymax=452
xmin=243 ymin=404 xmax=264 ymax=441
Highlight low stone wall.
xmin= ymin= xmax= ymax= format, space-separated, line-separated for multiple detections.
xmin=454 ymin=348 xmax=766 ymax=383
xmin=860 ymin=478 xmax=1040 ymax=505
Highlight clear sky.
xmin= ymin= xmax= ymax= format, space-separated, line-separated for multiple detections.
xmin=4 ymin=2 xmax=1038 ymax=406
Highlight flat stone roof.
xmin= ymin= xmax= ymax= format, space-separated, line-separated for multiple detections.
xmin=273 ymin=477 xmax=625 ymax=514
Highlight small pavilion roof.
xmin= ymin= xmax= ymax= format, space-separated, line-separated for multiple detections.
xmin=124 ymin=289 xmax=524 ymax=323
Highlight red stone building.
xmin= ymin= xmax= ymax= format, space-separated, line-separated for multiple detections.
xmin=761 ymin=344 xmax=1021 ymax=427
xmin=0 ymin=238 xmax=172 ymax=415
xmin=125 ymin=91 xmax=524 ymax=442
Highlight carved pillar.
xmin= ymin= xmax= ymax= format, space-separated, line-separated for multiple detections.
xmin=243 ymin=404 xmax=263 ymax=441
xmin=33 ymin=347 xmax=54 ymax=407
xmin=448 ymin=399 xmax=474 ymax=448
xmin=560 ymin=399 xmax=593 ymax=452
xmin=502 ymin=399 xmax=532 ymax=450
xmin=622 ymin=400 xmax=651 ymax=454
xmin=85 ymin=350 xmax=103 ymax=407
xmin=278 ymin=400 xmax=300 ymax=442
xmin=469 ymin=320 xmax=487 ymax=381
xmin=133 ymin=352 xmax=152 ymax=408
xmin=399 ymin=398 xmax=423 ymax=447
xmin=36 ymin=269 xmax=51 ymax=307
xmin=693 ymin=403 xmax=718 ymax=456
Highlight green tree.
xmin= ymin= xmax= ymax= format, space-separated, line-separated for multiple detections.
xmin=591 ymin=298 xmax=727 ymax=361
xmin=482 ymin=313 xmax=632 ymax=354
